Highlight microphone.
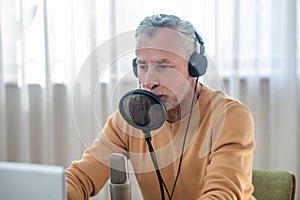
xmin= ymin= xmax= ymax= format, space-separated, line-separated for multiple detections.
xmin=109 ymin=153 xmax=131 ymax=200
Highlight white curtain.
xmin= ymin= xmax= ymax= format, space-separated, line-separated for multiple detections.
xmin=0 ymin=0 xmax=299 ymax=198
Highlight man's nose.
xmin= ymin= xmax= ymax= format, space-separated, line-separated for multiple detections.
xmin=142 ymin=66 xmax=160 ymax=89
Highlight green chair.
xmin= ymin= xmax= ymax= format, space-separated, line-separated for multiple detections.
xmin=252 ymin=169 xmax=296 ymax=200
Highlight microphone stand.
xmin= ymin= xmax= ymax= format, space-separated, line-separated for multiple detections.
xmin=144 ymin=131 xmax=170 ymax=200
xmin=118 ymin=89 xmax=169 ymax=200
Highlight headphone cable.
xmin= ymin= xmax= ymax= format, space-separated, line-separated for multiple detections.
xmin=170 ymin=77 xmax=199 ymax=199
xmin=145 ymin=77 xmax=199 ymax=200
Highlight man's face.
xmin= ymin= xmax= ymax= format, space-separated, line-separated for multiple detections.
xmin=135 ymin=28 xmax=195 ymax=110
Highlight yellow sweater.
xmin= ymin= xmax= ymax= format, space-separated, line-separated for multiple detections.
xmin=66 ymin=86 xmax=256 ymax=200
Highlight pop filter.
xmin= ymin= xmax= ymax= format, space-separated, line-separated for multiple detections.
xmin=119 ymin=89 xmax=166 ymax=137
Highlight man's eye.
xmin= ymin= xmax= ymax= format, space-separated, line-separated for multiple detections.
xmin=157 ymin=65 xmax=170 ymax=70
xmin=138 ymin=65 xmax=148 ymax=71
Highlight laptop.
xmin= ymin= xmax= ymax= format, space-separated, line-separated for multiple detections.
xmin=0 ymin=161 xmax=66 ymax=200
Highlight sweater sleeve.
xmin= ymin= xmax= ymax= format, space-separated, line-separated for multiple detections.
xmin=198 ymin=102 xmax=256 ymax=200
xmin=65 ymin=113 xmax=129 ymax=200
xmin=65 ymin=150 xmax=110 ymax=200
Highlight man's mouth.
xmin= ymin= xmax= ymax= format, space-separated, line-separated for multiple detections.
xmin=148 ymin=90 xmax=168 ymax=102
xmin=156 ymin=95 xmax=167 ymax=102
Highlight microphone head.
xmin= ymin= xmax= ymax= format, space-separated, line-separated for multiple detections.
xmin=110 ymin=153 xmax=128 ymax=184
xmin=109 ymin=153 xmax=131 ymax=200
xmin=119 ymin=89 xmax=166 ymax=133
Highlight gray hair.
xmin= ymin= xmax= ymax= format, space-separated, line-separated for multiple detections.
xmin=135 ymin=14 xmax=199 ymax=58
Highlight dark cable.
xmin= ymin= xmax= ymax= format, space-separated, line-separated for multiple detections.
xmin=145 ymin=77 xmax=199 ymax=200
xmin=170 ymin=77 xmax=199 ymax=199
xmin=145 ymin=136 xmax=169 ymax=200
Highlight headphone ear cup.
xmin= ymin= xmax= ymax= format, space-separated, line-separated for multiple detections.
xmin=132 ymin=58 xmax=138 ymax=77
xmin=188 ymin=52 xmax=208 ymax=77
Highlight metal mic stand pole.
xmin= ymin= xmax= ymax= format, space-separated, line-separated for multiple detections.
xmin=143 ymin=131 xmax=166 ymax=200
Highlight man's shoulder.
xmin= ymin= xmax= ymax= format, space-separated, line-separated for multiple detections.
xmin=203 ymin=85 xmax=246 ymax=104
xmin=201 ymin=85 xmax=251 ymax=114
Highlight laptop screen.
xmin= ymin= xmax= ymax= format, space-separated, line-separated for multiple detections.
xmin=0 ymin=161 xmax=65 ymax=200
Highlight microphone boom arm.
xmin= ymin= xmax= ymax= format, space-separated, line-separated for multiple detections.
xmin=144 ymin=133 xmax=170 ymax=200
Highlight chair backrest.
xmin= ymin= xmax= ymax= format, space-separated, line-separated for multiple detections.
xmin=252 ymin=169 xmax=296 ymax=200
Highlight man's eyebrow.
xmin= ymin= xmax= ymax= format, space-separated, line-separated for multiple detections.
xmin=137 ymin=58 xmax=174 ymax=65
xmin=155 ymin=58 xmax=173 ymax=64
xmin=137 ymin=60 xmax=147 ymax=64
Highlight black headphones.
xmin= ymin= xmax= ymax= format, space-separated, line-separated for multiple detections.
xmin=132 ymin=31 xmax=207 ymax=78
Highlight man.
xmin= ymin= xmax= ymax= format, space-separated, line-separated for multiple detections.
xmin=66 ymin=14 xmax=255 ymax=200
